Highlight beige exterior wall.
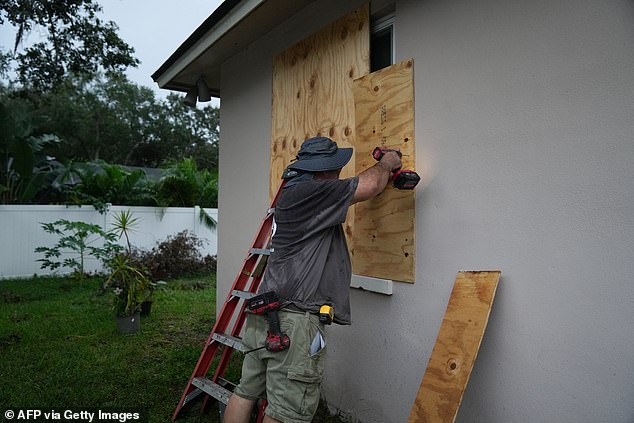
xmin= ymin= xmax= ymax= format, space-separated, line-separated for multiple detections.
xmin=217 ymin=0 xmax=634 ymax=421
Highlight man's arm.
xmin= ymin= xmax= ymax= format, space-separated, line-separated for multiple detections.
xmin=352 ymin=151 xmax=402 ymax=204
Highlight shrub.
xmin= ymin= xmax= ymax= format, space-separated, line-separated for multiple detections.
xmin=134 ymin=231 xmax=216 ymax=280
xmin=63 ymin=161 xmax=157 ymax=212
xmin=155 ymin=158 xmax=217 ymax=208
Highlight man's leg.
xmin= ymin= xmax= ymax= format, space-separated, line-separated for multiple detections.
xmin=263 ymin=312 xmax=327 ymax=423
xmin=227 ymin=314 xmax=267 ymax=422
xmin=223 ymin=394 xmax=256 ymax=423
xmin=224 ymin=394 xmax=283 ymax=423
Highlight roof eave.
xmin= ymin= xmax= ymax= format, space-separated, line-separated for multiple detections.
xmin=152 ymin=0 xmax=315 ymax=97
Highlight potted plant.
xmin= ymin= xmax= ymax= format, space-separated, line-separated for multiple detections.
xmin=106 ymin=253 xmax=150 ymax=334
xmin=139 ymin=280 xmax=167 ymax=317
xmin=104 ymin=210 xmax=151 ymax=332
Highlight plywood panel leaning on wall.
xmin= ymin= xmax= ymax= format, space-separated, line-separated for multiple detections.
xmin=269 ymin=5 xmax=370 ymax=244
xmin=408 ymin=271 xmax=501 ymax=423
xmin=352 ymin=59 xmax=416 ymax=282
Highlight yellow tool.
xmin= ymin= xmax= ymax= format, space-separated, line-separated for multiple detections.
xmin=319 ymin=305 xmax=334 ymax=325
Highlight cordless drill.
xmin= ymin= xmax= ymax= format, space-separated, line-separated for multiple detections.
xmin=372 ymin=147 xmax=420 ymax=190
xmin=246 ymin=291 xmax=290 ymax=352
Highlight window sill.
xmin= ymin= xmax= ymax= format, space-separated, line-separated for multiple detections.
xmin=350 ymin=274 xmax=393 ymax=295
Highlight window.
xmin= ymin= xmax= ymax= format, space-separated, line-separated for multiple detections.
xmin=370 ymin=9 xmax=394 ymax=72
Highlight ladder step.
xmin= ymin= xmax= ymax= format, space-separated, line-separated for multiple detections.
xmin=182 ymin=387 xmax=204 ymax=407
xmin=212 ymin=333 xmax=249 ymax=353
xmin=250 ymin=248 xmax=271 ymax=256
xmin=231 ymin=290 xmax=255 ymax=300
xmin=191 ymin=377 xmax=232 ymax=405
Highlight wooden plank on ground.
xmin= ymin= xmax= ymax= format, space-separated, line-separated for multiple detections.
xmin=270 ymin=4 xmax=370 ymax=246
xmin=408 ymin=271 xmax=501 ymax=423
xmin=351 ymin=59 xmax=416 ymax=282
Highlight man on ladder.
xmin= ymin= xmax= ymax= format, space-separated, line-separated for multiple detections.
xmin=224 ymin=136 xmax=402 ymax=423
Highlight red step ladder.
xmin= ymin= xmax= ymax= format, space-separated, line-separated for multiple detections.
xmin=172 ymin=176 xmax=290 ymax=421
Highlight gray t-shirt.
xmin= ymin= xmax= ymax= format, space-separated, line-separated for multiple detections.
xmin=260 ymin=176 xmax=359 ymax=325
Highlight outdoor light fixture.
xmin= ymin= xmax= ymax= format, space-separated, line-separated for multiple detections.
xmin=197 ymin=77 xmax=211 ymax=102
xmin=183 ymin=85 xmax=197 ymax=107
xmin=183 ymin=76 xmax=211 ymax=107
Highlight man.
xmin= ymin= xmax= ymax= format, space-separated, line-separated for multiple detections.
xmin=224 ymin=136 xmax=402 ymax=423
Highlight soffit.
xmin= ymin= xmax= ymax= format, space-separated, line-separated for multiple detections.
xmin=152 ymin=0 xmax=316 ymax=97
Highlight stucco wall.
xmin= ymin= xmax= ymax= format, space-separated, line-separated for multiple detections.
xmin=218 ymin=0 xmax=634 ymax=422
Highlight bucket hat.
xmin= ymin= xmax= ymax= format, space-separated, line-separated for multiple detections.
xmin=287 ymin=137 xmax=353 ymax=172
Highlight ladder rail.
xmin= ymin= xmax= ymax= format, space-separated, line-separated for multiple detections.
xmin=172 ymin=179 xmax=286 ymax=421
xmin=213 ymin=252 xmax=269 ymax=380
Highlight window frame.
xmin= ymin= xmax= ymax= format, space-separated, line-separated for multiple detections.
xmin=370 ymin=12 xmax=395 ymax=72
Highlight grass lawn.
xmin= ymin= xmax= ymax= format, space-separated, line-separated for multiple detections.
xmin=0 ymin=275 xmax=342 ymax=422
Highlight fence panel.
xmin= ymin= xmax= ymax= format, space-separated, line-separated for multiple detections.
xmin=0 ymin=205 xmax=217 ymax=279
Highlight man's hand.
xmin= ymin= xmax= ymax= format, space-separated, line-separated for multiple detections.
xmin=379 ymin=150 xmax=403 ymax=172
xmin=352 ymin=149 xmax=403 ymax=204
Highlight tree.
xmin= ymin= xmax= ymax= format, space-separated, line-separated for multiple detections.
xmin=0 ymin=73 xmax=220 ymax=205
xmin=150 ymin=93 xmax=219 ymax=169
xmin=0 ymin=0 xmax=138 ymax=91
xmin=31 ymin=74 xmax=219 ymax=169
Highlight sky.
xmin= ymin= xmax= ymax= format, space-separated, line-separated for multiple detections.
xmin=1 ymin=0 xmax=225 ymax=106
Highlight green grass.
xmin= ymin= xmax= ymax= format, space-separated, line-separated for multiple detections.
xmin=0 ymin=275 xmax=343 ymax=422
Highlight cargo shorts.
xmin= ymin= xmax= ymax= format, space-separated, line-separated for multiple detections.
xmin=233 ymin=309 xmax=327 ymax=423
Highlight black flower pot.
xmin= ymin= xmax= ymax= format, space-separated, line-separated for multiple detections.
xmin=116 ymin=311 xmax=140 ymax=334
xmin=140 ymin=301 xmax=153 ymax=317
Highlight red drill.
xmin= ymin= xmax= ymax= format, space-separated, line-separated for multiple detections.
xmin=246 ymin=291 xmax=290 ymax=353
xmin=372 ymin=147 xmax=420 ymax=190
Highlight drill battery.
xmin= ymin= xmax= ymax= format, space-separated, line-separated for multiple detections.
xmin=247 ymin=290 xmax=280 ymax=314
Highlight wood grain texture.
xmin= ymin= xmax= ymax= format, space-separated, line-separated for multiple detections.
xmin=270 ymin=6 xmax=369 ymax=249
xmin=408 ymin=271 xmax=501 ymax=423
xmin=269 ymin=5 xmax=370 ymax=229
xmin=351 ymin=59 xmax=416 ymax=282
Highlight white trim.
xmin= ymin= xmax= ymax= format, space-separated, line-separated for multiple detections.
xmin=350 ymin=274 xmax=393 ymax=295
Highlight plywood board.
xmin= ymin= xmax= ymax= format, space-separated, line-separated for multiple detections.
xmin=270 ymin=5 xmax=369 ymax=187
xmin=270 ymin=5 xmax=370 ymax=256
xmin=408 ymin=271 xmax=501 ymax=423
xmin=351 ymin=59 xmax=416 ymax=282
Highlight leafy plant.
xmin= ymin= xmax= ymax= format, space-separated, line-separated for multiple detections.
xmin=0 ymin=99 xmax=64 ymax=204
xmin=34 ymin=219 xmax=123 ymax=281
xmin=102 ymin=210 xmax=150 ymax=317
xmin=156 ymin=158 xmax=218 ymax=208
xmin=111 ymin=209 xmax=139 ymax=254
xmin=155 ymin=158 xmax=217 ymax=228
xmin=105 ymin=254 xmax=150 ymax=317
xmin=63 ymin=161 xmax=157 ymax=212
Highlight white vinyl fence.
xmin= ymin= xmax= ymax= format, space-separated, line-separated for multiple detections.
xmin=0 ymin=205 xmax=217 ymax=279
